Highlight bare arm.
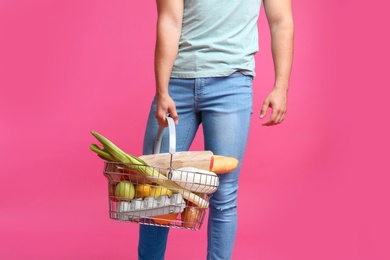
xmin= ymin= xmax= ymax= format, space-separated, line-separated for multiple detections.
xmin=260 ymin=0 xmax=294 ymax=126
xmin=154 ymin=0 xmax=183 ymax=126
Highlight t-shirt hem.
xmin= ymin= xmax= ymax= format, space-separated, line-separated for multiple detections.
xmin=170 ymin=69 xmax=255 ymax=79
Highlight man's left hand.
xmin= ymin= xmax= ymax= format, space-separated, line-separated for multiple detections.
xmin=260 ymin=88 xmax=288 ymax=126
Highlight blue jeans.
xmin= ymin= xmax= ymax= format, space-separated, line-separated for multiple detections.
xmin=138 ymin=72 xmax=253 ymax=260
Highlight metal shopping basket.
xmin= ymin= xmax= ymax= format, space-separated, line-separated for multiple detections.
xmin=102 ymin=117 xmax=219 ymax=230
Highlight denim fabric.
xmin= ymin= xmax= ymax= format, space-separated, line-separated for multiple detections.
xmin=138 ymin=72 xmax=253 ymax=260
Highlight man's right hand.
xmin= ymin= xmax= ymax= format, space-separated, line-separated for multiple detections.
xmin=155 ymin=93 xmax=179 ymax=127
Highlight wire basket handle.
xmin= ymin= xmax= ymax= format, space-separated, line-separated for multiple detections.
xmin=153 ymin=116 xmax=176 ymax=155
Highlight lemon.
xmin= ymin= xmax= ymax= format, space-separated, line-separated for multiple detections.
xmin=150 ymin=186 xmax=173 ymax=199
xmin=135 ymin=184 xmax=152 ymax=198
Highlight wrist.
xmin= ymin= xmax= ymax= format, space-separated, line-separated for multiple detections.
xmin=273 ymin=83 xmax=289 ymax=93
xmin=155 ymin=82 xmax=169 ymax=96
xmin=156 ymin=89 xmax=170 ymax=98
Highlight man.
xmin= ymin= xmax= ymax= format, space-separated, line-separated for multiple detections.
xmin=139 ymin=0 xmax=294 ymax=259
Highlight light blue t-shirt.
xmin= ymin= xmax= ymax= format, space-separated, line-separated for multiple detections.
xmin=171 ymin=0 xmax=262 ymax=78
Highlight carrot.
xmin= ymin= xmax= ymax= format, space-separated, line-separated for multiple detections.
xmin=152 ymin=213 xmax=179 ymax=225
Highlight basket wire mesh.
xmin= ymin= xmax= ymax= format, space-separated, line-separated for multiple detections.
xmin=102 ymin=117 xmax=219 ymax=230
xmin=104 ymin=162 xmax=219 ymax=230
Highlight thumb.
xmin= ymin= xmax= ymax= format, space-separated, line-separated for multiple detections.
xmin=260 ymin=99 xmax=269 ymax=118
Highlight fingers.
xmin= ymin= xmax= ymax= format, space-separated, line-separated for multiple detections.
xmin=156 ymin=110 xmax=178 ymax=127
xmin=260 ymin=99 xmax=269 ymax=119
xmin=260 ymin=89 xmax=288 ymax=126
xmin=156 ymin=110 xmax=169 ymax=127
xmin=262 ymin=107 xmax=286 ymax=126
xmin=155 ymin=95 xmax=179 ymax=127
xmin=169 ymin=110 xmax=179 ymax=124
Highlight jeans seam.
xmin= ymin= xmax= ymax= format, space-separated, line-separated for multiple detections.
xmin=180 ymin=116 xmax=196 ymax=151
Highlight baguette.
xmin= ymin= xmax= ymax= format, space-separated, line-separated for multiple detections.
xmin=139 ymin=152 xmax=239 ymax=174
xmin=210 ymin=155 xmax=239 ymax=174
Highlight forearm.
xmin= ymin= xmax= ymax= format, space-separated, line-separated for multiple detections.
xmin=270 ymin=20 xmax=294 ymax=91
xmin=154 ymin=0 xmax=183 ymax=97
xmin=155 ymin=26 xmax=181 ymax=97
xmin=264 ymin=0 xmax=294 ymax=92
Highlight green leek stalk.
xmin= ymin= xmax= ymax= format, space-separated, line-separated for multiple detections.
xmin=90 ymin=131 xmax=208 ymax=208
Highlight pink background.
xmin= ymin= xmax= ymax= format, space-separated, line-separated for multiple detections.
xmin=1 ymin=0 xmax=389 ymax=259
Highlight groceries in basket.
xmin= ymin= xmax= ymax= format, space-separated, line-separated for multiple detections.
xmin=90 ymin=131 xmax=239 ymax=175
xmin=90 ymin=130 xmax=239 ymax=230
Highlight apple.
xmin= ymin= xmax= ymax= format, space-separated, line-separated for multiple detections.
xmin=115 ymin=181 xmax=135 ymax=200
